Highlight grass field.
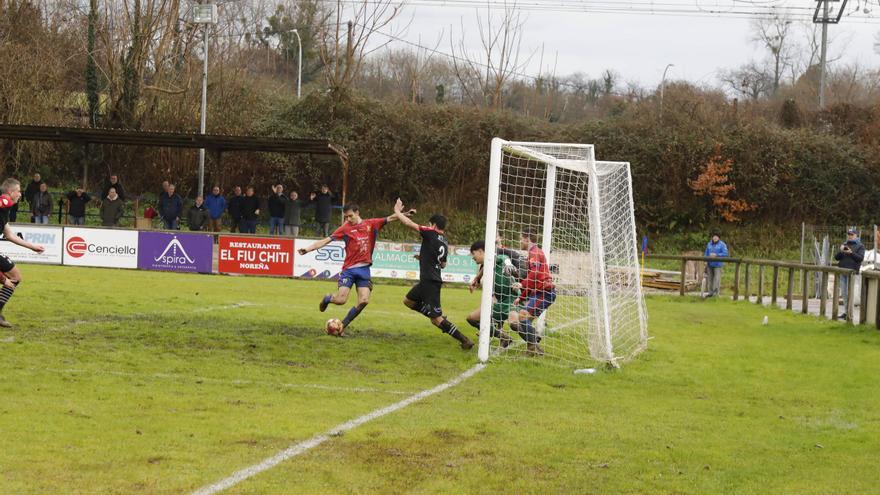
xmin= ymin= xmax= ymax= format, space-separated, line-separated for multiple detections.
xmin=1 ymin=265 xmax=879 ymax=494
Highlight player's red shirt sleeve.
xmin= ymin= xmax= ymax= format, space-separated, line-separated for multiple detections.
xmin=330 ymin=224 xmax=347 ymax=240
xmin=0 ymin=195 xmax=14 ymax=209
xmin=367 ymin=217 xmax=388 ymax=231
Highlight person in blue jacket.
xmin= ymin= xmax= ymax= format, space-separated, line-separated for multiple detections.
xmin=204 ymin=185 xmax=227 ymax=232
xmin=704 ymin=230 xmax=729 ymax=297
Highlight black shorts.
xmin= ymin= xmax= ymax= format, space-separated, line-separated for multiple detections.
xmin=406 ymin=281 xmax=443 ymax=318
xmin=0 ymin=254 xmax=14 ymax=273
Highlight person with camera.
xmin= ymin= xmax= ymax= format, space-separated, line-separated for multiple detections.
xmin=834 ymin=228 xmax=865 ymax=320
xmin=704 ymin=230 xmax=729 ymax=297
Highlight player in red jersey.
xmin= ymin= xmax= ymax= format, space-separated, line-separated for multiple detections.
xmin=508 ymin=229 xmax=556 ymax=356
xmin=0 ymin=178 xmax=45 ymax=328
xmin=298 ymin=203 xmax=410 ymax=330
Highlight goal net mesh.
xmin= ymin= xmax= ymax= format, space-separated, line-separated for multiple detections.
xmin=479 ymin=141 xmax=648 ymax=367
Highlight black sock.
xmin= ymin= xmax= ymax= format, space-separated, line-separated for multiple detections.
xmin=466 ymin=317 xmax=480 ymax=329
xmin=0 ymin=281 xmax=18 ymax=312
xmin=439 ymin=318 xmax=463 ymax=339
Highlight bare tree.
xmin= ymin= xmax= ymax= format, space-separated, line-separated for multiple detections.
xmin=751 ymin=9 xmax=794 ymax=94
xmin=719 ymin=62 xmax=773 ymax=101
xmin=450 ymin=2 xmax=531 ymax=109
xmin=318 ymin=0 xmax=402 ymax=94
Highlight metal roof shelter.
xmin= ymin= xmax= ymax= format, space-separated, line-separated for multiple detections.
xmin=0 ymin=123 xmax=350 ymax=204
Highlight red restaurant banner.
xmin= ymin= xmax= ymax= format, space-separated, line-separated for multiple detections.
xmin=218 ymin=236 xmax=294 ymax=276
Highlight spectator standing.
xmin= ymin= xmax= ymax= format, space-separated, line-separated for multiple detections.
xmin=704 ymin=230 xmax=729 ymax=298
xmin=31 ymin=183 xmax=52 ymax=224
xmin=283 ymin=191 xmax=306 ymax=237
xmin=102 ymin=174 xmax=126 ymax=202
xmin=240 ymin=186 xmax=260 ymax=234
xmin=187 ymin=196 xmax=209 ymax=231
xmin=204 ymin=185 xmax=226 ymax=232
xmin=310 ymin=184 xmax=334 ymax=237
xmin=227 ymin=186 xmax=243 ymax=233
xmin=66 ymin=187 xmax=91 ymax=225
xmin=834 ymin=228 xmax=865 ymax=320
xmin=24 ymin=173 xmax=43 ymax=222
xmin=100 ymin=187 xmax=124 ymax=226
xmin=268 ymin=184 xmax=286 ymax=235
xmin=158 ymin=183 xmax=183 ymax=230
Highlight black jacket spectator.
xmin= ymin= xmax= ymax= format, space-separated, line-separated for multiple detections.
xmin=228 ymin=194 xmax=244 ymax=222
xmin=241 ymin=195 xmax=260 ymax=221
xmin=312 ymin=191 xmax=334 ymax=224
xmin=187 ymin=203 xmax=209 ymax=231
xmin=835 ymin=240 xmax=865 ymax=270
xmin=268 ymin=193 xmax=286 ymax=218
xmin=102 ymin=180 xmax=126 ymax=202
xmin=67 ymin=191 xmax=92 ymax=217
xmin=25 ymin=179 xmax=43 ymax=207
xmin=31 ymin=190 xmax=52 ymax=216
xmin=159 ymin=193 xmax=183 ymax=222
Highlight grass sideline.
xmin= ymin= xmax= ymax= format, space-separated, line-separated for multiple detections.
xmin=0 ymin=265 xmax=878 ymax=494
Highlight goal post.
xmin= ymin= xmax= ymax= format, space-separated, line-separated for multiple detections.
xmin=478 ymin=139 xmax=648 ymax=367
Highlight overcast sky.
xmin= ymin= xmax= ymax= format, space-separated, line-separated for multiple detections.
xmin=379 ymin=1 xmax=880 ymax=89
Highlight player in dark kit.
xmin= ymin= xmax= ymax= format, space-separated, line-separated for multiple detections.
xmin=0 ymin=179 xmax=46 ymax=328
xmin=392 ymin=199 xmax=473 ymax=350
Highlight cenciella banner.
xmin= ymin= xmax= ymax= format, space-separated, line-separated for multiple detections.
xmin=63 ymin=227 xmax=139 ymax=269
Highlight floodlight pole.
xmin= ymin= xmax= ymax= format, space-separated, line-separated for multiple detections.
xmin=198 ymin=22 xmax=209 ymax=197
xmin=291 ymin=29 xmax=302 ymax=99
xmin=660 ymin=63 xmax=674 ymax=117
xmin=818 ymin=0 xmax=829 ymax=109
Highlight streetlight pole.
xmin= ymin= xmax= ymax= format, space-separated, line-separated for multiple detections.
xmin=193 ymin=2 xmax=217 ymax=197
xmin=660 ymin=63 xmax=674 ymax=116
xmin=291 ymin=29 xmax=302 ymax=99
xmin=198 ymin=22 xmax=208 ymax=197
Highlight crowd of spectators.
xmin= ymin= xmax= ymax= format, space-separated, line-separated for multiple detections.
xmin=16 ymin=172 xmax=338 ymax=237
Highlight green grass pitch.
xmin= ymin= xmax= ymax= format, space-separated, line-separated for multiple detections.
xmin=1 ymin=265 xmax=879 ymax=494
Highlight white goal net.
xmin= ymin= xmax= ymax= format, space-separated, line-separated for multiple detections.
xmin=477 ymin=138 xmax=648 ymax=368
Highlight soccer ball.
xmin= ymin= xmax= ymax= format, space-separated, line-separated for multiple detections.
xmin=325 ymin=318 xmax=344 ymax=337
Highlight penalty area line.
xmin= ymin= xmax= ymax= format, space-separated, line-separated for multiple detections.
xmin=190 ymin=363 xmax=486 ymax=495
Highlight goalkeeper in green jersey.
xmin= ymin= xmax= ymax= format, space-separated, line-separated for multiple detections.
xmin=465 ymin=240 xmax=518 ymax=348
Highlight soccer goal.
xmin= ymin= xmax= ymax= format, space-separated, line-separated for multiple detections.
xmin=477 ymin=138 xmax=648 ymax=368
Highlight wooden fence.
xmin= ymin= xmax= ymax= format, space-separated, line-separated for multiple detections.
xmin=646 ymin=254 xmax=878 ymax=328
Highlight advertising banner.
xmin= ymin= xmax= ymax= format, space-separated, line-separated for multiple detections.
xmin=218 ymin=236 xmax=294 ymax=276
xmin=63 ymin=227 xmax=138 ymax=269
xmin=137 ymin=231 xmax=213 ymax=273
xmin=0 ymin=224 xmax=63 ymax=264
xmin=293 ymin=239 xmax=344 ymax=279
xmin=293 ymin=238 xmax=479 ymax=283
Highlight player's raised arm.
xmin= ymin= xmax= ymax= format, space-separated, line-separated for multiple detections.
xmin=391 ymin=198 xmax=420 ymax=231
xmin=297 ymin=236 xmax=332 ymax=255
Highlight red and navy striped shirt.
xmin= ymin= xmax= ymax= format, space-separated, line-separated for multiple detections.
xmin=331 ymin=217 xmax=387 ymax=269
xmin=521 ymin=244 xmax=553 ymax=296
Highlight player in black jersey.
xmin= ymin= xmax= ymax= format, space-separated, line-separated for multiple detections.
xmin=392 ymin=199 xmax=473 ymax=350
xmin=0 ymin=178 xmax=46 ymax=328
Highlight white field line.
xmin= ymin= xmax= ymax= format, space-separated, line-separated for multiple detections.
xmin=30 ymin=368 xmax=412 ymax=396
xmin=190 ymin=363 xmax=486 ymax=495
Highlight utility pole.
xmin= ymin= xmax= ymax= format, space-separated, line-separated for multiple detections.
xmin=813 ymin=0 xmax=847 ymax=109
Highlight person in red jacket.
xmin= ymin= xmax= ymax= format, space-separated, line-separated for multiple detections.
xmin=509 ymin=229 xmax=556 ymax=356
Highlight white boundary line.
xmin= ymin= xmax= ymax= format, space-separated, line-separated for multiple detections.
xmin=190 ymin=363 xmax=486 ymax=495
